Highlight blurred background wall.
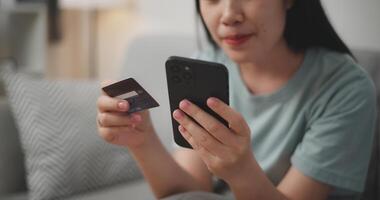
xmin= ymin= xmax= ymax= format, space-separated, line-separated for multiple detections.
xmin=0 ymin=0 xmax=379 ymax=80
xmin=322 ymin=0 xmax=380 ymax=51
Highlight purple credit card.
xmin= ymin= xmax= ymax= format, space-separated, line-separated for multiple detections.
xmin=102 ymin=78 xmax=159 ymax=114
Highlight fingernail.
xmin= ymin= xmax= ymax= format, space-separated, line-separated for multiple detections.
xmin=207 ymin=97 xmax=218 ymax=107
xmin=180 ymin=99 xmax=190 ymax=109
xmin=178 ymin=125 xmax=185 ymax=132
xmin=173 ymin=110 xmax=183 ymax=119
xmin=118 ymin=101 xmax=128 ymax=110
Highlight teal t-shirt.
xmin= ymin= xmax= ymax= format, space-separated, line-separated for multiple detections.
xmin=194 ymin=47 xmax=377 ymax=199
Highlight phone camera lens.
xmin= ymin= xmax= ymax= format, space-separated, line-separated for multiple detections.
xmin=182 ymin=72 xmax=192 ymax=80
xmin=171 ymin=65 xmax=180 ymax=73
xmin=172 ymin=76 xmax=181 ymax=83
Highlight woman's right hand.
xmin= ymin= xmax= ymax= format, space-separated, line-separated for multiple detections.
xmin=96 ymin=81 xmax=157 ymax=150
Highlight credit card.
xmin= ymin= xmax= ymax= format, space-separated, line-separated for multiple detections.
xmin=102 ymin=78 xmax=159 ymax=114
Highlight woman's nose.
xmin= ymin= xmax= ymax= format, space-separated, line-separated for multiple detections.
xmin=220 ymin=2 xmax=244 ymax=26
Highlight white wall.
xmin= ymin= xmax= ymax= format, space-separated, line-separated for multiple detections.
xmin=322 ymin=0 xmax=380 ymax=51
xmin=134 ymin=0 xmax=197 ymax=35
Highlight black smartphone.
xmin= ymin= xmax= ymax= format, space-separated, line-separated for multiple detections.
xmin=165 ymin=56 xmax=229 ymax=148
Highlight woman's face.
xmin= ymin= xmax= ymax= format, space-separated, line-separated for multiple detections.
xmin=200 ymin=0 xmax=291 ymax=64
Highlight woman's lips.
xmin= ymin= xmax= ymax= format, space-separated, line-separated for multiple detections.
xmin=223 ymin=34 xmax=253 ymax=46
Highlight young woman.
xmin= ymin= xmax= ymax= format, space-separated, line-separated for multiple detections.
xmin=96 ymin=0 xmax=377 ymax=199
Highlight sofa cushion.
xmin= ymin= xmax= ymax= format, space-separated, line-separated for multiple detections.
xmin=0 ymin=98 xmax=27 ymax=196
xmin=0 ymin=66 xmax=142 ymax=200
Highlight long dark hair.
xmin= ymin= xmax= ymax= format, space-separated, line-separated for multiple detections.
xmin=195 ymin=0 xmax=354 ymax=57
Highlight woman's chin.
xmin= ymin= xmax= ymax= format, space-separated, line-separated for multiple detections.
xmin=225 ymin=50 xmax=254 ymax=64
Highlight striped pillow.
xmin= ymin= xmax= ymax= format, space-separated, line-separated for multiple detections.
xmin=0 ymin=67 xmax=142 ymax=200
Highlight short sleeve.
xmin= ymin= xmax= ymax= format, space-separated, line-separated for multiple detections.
xmin=291 ymin=73 xmax=377 ymax=193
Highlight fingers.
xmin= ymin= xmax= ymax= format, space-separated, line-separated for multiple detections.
xmin=97 ymin=112 xmax=142 ymax=127
xmin=178 ymin=125 xmax=199 ymax=149
xmin=178 ymin=99 xmax=236 ymax=146
xmin=178 ymin=125 xmax=217 ymax=163
xmin=98 ymin=126 xmax=137 ymax=143
xmin=97 ymin=95 xmax=129 ymax=112
xmin=207 ymin=97 xmax=250 ymax=136
xmin=173 ymin=109 xmax=229 ymax=157
xmin=99 ymin=80 xmax=132 ymax=113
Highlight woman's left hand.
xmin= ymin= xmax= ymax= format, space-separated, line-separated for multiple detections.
xmin=173 ymin=97 xmax=255 ymax=183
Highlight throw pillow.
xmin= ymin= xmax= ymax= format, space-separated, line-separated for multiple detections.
xmin=0 ymin=66 xmax=142 ymax=200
